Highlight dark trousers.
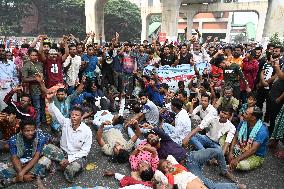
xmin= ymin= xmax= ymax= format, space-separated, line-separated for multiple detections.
xmin=233 ymin=85 xmax=241 ymax=100
xmin=256 ymin=88 xmax=270 ymax=122
xmin=268 ymin=99 xmax=283 ymax=137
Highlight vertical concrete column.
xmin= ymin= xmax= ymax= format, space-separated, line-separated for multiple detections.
xmin=141 ymin=14 xmax=150 ymax=43
xmin=85 ymin=0 xmax=96 ymax=33
xmin=141 ymin=7 xmax=150 ymax=43
xmin=184 ymin=4 xmax=198 ymax=41
xmin=85 ymin=0 xmax=108 ymax=41
xmin=256 ymin=11 xmax=268 ymax=42
xmin=263 ymin=0 xmax=284 ymax=37
xmin=94 ymin=0 xmax=108 ymax=41
xmin=160 ymin=0 xmax=182 ymax=38
xmin=225 ymin=12 xmax=233 ymax=43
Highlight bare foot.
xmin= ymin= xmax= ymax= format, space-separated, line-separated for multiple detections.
xmin=238 ymin=184 xmax=247 ymax=189
xmin=37 ymin=176 xmax=46 ymax=189
xmin=222 ymin=171 xmax=238 ymax=183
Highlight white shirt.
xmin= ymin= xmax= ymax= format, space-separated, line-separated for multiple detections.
xmin=63 ymin=55 xmax=81 ymax=86
xmin=93 ymin=110 xmax=114 ymax=126
xmin=170 ymin=109 xmax=192 ymax=145
xmin=192 ymin=104 xmax=218 ymax=120
xmin=0 ymin=60 xmax=18 ymax=88
xmin=154 ymin=155 xmax=198 ymax=189
xmin=199 ymin=116 xmax=236 ymax=144
xmin=48 ymin=102 xmax=92 ymax=162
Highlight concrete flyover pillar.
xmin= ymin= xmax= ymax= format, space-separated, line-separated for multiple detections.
xmin=141 ymin=10 xmax=150 ymax=42
xmin=160 ymin=0 xmax=182 ymax=39
xmin=263 ymin=0 xmax=284 ymax=37
xmin=85 ymin=0 xmax=108 ymax=41
xmin=225 ymin=12 xmax=233 ymax=43
xmin=185 ymin=10 xmax=198 ymax=40
xmin=256 ymin=11 xmax=268 ymax=42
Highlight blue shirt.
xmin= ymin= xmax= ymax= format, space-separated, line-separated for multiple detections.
xmin=73 ymin=90 xmax=104 ymax=105
xmin=8 ymin=130 xmax=50 ymax=159
xmin=133 ymin=52 xmax=149 ymax=71
xmin=146 ymin=85 xmax=164 ymax=107
xmin=237 ymin=123 xmax=269 ymax=157
xmin=81 ymin=54 xmax=98 ymax=78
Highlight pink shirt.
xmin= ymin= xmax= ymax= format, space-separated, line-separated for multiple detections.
xmin=129 ymin=141 xmax=159 ymax=171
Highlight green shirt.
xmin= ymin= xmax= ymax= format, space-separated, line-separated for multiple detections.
xmin=22 ymin=60 xmax=44 ymax=95
xmin=223 ymin=63 xmax=246 ymax=87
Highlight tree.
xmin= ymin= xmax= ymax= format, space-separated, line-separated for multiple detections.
xmin=30 ymin=0 xmax=85 ymax=38
xmin=0 ymin=0 xmax=86 ymax=38
xmin=149 ymin=15 xmax=161 ymax=25
xmin=104 ymin=0 xmax=141 ymax=41
xmin=269 ymin=33 xmax=283 ymax=46
xmin=234 ymin=33 xmax=246 ymax=43
xmin=0 ymin=0 xmax=32 ymax=35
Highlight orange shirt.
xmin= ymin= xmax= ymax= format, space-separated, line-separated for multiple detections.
xmin=226 ymin=56 xmax=243 ymax=68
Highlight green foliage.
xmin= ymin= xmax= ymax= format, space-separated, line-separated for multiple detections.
xmin=0 ymin=0 xmax=85 ymax=38
xmin=149 ymin=15 xmax=161 ymax=25
xmin=269 ymin=33 xmax=284 ymax=47
xmin=0 ymin=0 xmax=32 ymax=35
xmin=32 ymin=0 xmax=85 ymax=38
xmin=104 ymin=0 xmax=141 ymax=41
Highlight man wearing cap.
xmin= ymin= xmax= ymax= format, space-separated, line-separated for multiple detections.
xmin=39 ymin=36 xmax=69 ymax=88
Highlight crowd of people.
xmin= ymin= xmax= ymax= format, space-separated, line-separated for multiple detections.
xmin=0 ymin=32 xmax=283 ymax=189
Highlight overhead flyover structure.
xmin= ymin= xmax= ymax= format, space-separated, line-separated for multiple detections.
xmin=85 ymin=0 xmax=219 ymax=42
xmin=179 ymin=0 xmax=269 ymax=42
xmin=85 ymin=0 xmax=280 ymax=42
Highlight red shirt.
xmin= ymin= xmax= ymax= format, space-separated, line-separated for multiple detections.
xmin=211 ymin=65 xmax=224 ymax=80
xmin=4 ymin=90 xmax=36 ymax=120
xmin=45 ymin=56 xmax=64 ymax=88
xmin=240 ymin=58 xmax=259 ymax=91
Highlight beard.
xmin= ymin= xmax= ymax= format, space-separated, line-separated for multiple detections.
xmin=149 ymin=138 xmax=160 ymax=146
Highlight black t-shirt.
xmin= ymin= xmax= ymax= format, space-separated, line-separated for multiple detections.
xmin=179 ymin=53 xmax=192 ymax=65
xmin=270 ymin=67 xmax=284 ymax=102
xmin=160 ymin=54 xmax=176 ymax=66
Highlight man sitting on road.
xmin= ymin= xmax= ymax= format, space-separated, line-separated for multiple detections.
xmin=46 ymin=91 xmax=92 ymax=182
xmin=0 ymin=119 xmax=50 ymax=187
xmin=228 ymin=106 xmax=269 ymax=171
xmin=183 ymin=106 xmax=236 ymax=155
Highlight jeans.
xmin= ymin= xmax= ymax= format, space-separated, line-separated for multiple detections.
xmin=31 ymin=95 xmax=45 ymax=128
xmin=93 ymin=123 xmax=123 ymax=131
xmin=186 ymin=148 xmax=237 ymax=189
xmin=191 ymin=134 xmax=221 ymax=150
xmin=113 ymin=71 xmax=123 ymax=92
xmin=162 ymin=123 xmax=200 ymax=147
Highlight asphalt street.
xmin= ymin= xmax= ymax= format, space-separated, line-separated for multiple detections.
xmin=1 ymin=126 xmax=284 ymax=189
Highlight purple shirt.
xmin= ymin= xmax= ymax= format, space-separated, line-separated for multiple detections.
xmin=152 ymin=128 xmax=187 ymax=163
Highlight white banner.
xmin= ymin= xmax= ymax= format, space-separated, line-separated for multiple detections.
xmin=143 ymin=63 xmax=210 ymax=91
